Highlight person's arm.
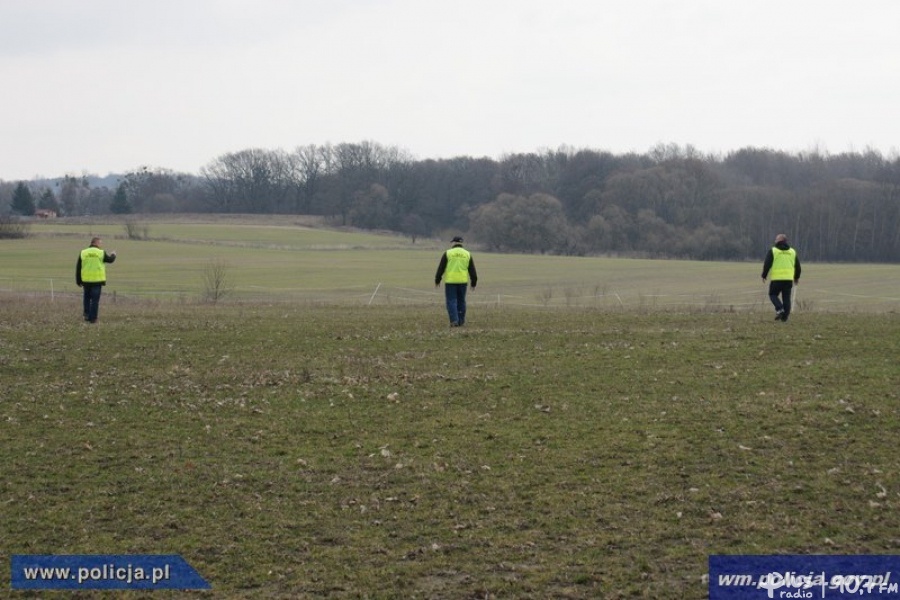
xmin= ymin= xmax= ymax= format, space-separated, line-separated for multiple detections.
xmin=434 ymin=253 xmax=447 ymax=286
xmin=794 ymin=256 xmax=801 ymax=283
xmin=104 ymin=251 xmax=117 ymax=263
xmin=75 ymin=256 xmax=82 ymax=287
xmin=468 ymin=257 xmax=477 ymax=288
xmin=761 ymin=250 xmax=773 ymax=280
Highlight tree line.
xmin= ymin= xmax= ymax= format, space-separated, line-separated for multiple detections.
xmin=2 ymin=142 xmax=899 ymax=262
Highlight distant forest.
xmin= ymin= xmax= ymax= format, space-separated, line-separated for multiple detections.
xmin=3 ymin=142 xmax=899 ymax=262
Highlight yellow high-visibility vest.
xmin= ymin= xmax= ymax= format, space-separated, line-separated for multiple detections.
xmin=444 ymin=247 xmax=471 ymax=284
xmin=80 ymin=247 xmax=106 ymax=283
xmin=769 ymin=247 xmax=796 ymax=281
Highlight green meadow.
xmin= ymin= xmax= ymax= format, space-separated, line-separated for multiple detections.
xmin=4 ymin=216 xmax=900 ymax=311
xmin=2 ymin=217 xmax=899 ymax=598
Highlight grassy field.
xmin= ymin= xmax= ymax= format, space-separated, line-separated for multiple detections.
xmin=3 ymin=216 xmax=900 ymax=312
xmin=2 ymin=217 xmax=900 ymax=598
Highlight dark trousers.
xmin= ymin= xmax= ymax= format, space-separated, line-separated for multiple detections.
xmin=82 ymin=284 xmax=103 ymax=322
xmin=768 ymin=280 xmax=793 ymax=317
xmin=444 ymin=283 xmax=468 ymax=326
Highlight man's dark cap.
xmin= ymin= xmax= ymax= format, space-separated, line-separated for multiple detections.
xmin=451 ymin=236 xmax=463 ymax=243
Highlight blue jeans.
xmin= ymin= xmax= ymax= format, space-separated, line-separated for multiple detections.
xmin=444 ymin=283 xmax=468 ymax=325
xmin=82 ymin=284 xmax=103 ymax=322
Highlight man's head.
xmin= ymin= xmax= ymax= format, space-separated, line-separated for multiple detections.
xmin=774 ymin=234 xmax=787 ymax=244
xmin=90 ymin=237 xmax=102 ymax=247
xmin=451 ymin=236 xmax=463 ymax=246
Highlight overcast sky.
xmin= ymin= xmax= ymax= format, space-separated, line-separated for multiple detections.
xmin=2 ymin=0 xmax=899 ymax=181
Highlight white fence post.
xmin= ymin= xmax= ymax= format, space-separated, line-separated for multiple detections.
xmin=368 ymin=283 xmax=382 ymax=305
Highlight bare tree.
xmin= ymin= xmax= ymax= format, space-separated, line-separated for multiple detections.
xmin=123 ymin=220 xmax=150 ymax=240
xmin=0 ymin=215 xmax=30 ymax=239
xmin=470 ymin=193 xmax=570 ymax=253
xmin=202 ymin=149 xmax=293 ymax=213
xmin=202 ymin=259 xmax=234 ymax=304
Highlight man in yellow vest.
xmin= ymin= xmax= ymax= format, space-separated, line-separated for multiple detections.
xmin=761 ymin=233 xmax=801 ymax=322
xmin=434 ymin=236 xmax=478 ymax=327
xmin=76 ymin=237 xmax=117 ymax=323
